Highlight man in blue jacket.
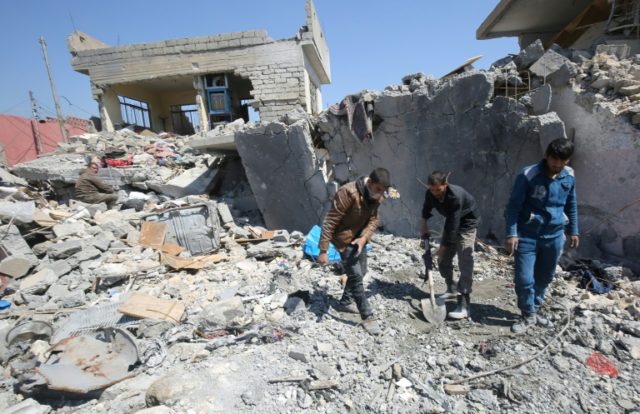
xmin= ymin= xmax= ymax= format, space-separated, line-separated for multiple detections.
xmin=505 ymin=138 xmax=579 ymax=334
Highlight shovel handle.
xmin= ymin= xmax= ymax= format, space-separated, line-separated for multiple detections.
xmin=427 ymin=269 xmax=437 ymax=307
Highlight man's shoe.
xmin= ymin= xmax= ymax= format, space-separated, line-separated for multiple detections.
xmin=536 ymin=313 xmax=555 ymax=328
xmin=448 ymin=294 xmax=470 ymax=320
xmin=511 ymin=314 xmax=536 ymax=334
xmin=438 ymin=284 xmax=457 ymax=300
xmin=362 ymin=317 xmax=382 ymax=336
xmin=332 ymin=301 xmax=359 ymax=314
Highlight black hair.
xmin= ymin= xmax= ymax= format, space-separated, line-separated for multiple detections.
xmin=427 ymin=170 xmax=448 ymax=186
xmin=545 ymin=138 xmax=574 ymax=160
xmin=369 ymin=168 xmax=391 ymax=188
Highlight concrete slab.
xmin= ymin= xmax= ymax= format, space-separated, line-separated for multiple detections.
xmin=189 ymin=134 xmax=236 ymax=151
xmin=148 ymin=165 xmax=221 ymax=198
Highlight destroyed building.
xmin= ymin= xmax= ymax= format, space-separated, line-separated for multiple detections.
xmin=67 ymin=0 xmax=330 ymax=133
xmin=0 ymin=1 xmax=639 ymax=413
xmin=477 ymin=0 xmax=640 ymax=51
xmin=234 ymin=1 xmax=640 ymax=272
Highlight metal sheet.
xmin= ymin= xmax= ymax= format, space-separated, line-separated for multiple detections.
xmin=39 ymin=328 xmax=139 ymax=394
xmin=143 ymin=203 xmax=220 ymax=255
xmin=6 ymin=321 xmax=53 ymax=346
xmin=52 ymin=300 xmax=137 ymax=344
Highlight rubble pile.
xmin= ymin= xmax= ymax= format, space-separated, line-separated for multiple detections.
xmin=9 ymin=123 xmax=255 ymax=204
xmin=0 ymin=210 xmax=638 ymax=412
xmin=485 ymin=40 xmax=640 ymax=126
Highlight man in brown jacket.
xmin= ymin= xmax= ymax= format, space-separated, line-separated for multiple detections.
xmin=318 ymin=168 xmax=391 ymax=334
xmin=75 ymin=162 xmax=118 ymax=207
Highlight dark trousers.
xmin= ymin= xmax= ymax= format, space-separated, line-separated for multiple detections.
xmin=339 ymin=245 xmax=372 ymax=319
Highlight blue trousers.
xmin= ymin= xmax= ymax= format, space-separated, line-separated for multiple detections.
xmin=514 ymin=234 xmax=565 ymax=316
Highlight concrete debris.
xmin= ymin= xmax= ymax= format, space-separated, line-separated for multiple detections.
xmin=18 ymin=268 xmax=57 ymax=295
xmin=514 ymin=39 xmax=545 ymax=69
xmin=0 ymin=201 xmax=35 ymax=224
xmin=529 ymin=49 xmax=572 ymax=79
xmin=0 ymin=222 xmax=636 ymax=412
xmin=0 ymin=398 xmax=51 ymax=414
xmin=0 ymin=256 xmax=33 ymax=278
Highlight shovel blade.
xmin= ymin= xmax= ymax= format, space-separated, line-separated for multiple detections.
xmin=421 ymin=298 xmax=447 ymax=325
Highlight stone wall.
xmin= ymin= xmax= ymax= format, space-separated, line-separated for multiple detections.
xmin=318 ymin=72 xmax=562 ymax=240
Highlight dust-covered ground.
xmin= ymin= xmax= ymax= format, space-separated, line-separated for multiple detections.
xmin=1 ymin=233 xmax=639 ymax=414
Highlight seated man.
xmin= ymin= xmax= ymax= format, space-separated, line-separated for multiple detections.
xmin=74 ymin=162 xmax=118 ymax=207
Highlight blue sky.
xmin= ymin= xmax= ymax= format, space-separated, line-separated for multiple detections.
xmin=0 ymin=0 xmax=517 ymax=121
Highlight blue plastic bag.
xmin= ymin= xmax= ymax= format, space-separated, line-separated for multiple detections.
xmin=303 ymin=225 xmax=342 ymax=263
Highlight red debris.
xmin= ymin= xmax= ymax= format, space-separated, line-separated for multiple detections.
xmin=586 ymin=352 xmax=619 ymax=377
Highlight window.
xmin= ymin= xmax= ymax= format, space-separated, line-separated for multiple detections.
xmin=119 ymin=96 xmax=151 ymax=128
xmin=171 ymin=104 xmax=199 ymax=135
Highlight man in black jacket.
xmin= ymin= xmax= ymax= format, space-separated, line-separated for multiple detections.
xmin=420 ymin=171 xmax=480 ymax=319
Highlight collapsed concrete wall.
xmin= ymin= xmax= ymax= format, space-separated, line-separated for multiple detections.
xmin=236 ymin=72 xmax=565 ymax=240
xmin=550 ymin=85 xmax=640 ymax=262
xmin=236 ymin=118 xmax=328 ymax=232
xmin=318 ymin=72 xmax=564 ymax=239
xmin=237 ymin=43 xmax=640 ymax=268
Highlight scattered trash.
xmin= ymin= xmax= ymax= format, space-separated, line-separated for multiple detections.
xmin=586 ymin=352 xmax=619 ymax=377
xmin=52 ymin=300 xmax=138 ymax=343
xmin=38 ymin=328 xmax=139 ymax=394
xmin=161 ymin=252 xmax=226 ymax=270
xmin=303 ymin=225 xmax=340 ymax=263
xmin=143 ymin=203 xmax=221 ymax=255
xmin=138 ymin=221 xmax=168 ymax=249
xmin=118 ymin=292 xmax=185 ymax=324
xmin=578 ymin=268 xmax=614 ymax=294
xmin=6 ymin=321 xmax=53 ymax=346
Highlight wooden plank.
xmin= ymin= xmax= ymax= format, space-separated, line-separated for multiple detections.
xmin=161 ymin=253 xmax=226 ymax=270
xmin=118 ymin=292 xmax=185 ymax=323
xmin=160 ymin=243 xmax=185 ymax=255
xmin=139 ymin=221 xmax=168 ymax=249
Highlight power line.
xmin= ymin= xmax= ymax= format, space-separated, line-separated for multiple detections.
xmin=0 ymin=99 xmax=29 ymax=114
xmin=61 ymin=96 xmax=96 ymax=117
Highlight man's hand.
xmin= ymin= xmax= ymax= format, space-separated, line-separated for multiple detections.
xmin=569 ymin=235 xmax=580 ymax=249
xmin=420 ymin=232 xmax=430 ymax=248
xmin=351 ymin=237 xmax=367 ymax=256
xmin=505 ymin=237 xmax=518 ymax=255
xmin=317 ymin=252 xmax=328 ymax=266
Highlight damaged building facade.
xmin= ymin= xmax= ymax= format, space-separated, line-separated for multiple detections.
xmin=68 ymin=0 xmax=330 ymax=134
xmin=235 ymin=0 xmax=640 ymax=270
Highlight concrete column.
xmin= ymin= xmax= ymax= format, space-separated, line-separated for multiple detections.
xmin=303 ymin=70 xmax=312 ymax=114
xmin=193 ymin=76 xmax=209 ymax=133
xmin=92 ymin=86 xmax=114 ymax=132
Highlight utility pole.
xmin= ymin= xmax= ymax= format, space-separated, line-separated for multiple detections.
xmin=29 ymin=91 xmax=44 ymax=155
xmin=39 ymin=36 xmax=68 ymax=144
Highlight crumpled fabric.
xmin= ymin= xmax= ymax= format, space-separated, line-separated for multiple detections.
xmin=328 ymin=92 xmax=375 ymax=141
xmin=578 ymin=269 xmax=613 ymax=294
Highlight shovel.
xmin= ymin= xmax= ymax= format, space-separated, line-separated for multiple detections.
xmin=420 ymin=238 xmax=447 ymax=325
